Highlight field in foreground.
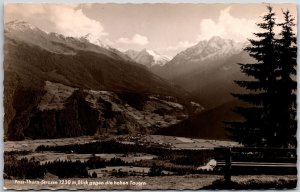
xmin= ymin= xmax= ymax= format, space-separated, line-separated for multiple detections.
xmin=4 ymin=175 xmax=296 ymax=190
xmin=4 ymin=135 xmax=296 ymax=190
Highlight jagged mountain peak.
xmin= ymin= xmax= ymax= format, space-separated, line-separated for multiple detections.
xmin=152 ymin=36 xmax=250 ymax=81
xmin=170 ymin=36 xmax=246 ymax=66
xmin=125 ymin=49 xmax=171 ymax=67
xmin=79 ymin=33 xmax=111 ymax=49
xmin=142 ymin=49 xmax=170 ymax=59
xmin=145 ymin=49 xmax=170 ymax=59
xmin=191 ymin=36 xmax=234 ymax=50
xmin=206 ymin=36 xmax=241 ymax=50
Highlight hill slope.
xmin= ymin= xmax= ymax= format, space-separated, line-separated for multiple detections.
xmin=156 ymin=100 xmax=244 ymax=139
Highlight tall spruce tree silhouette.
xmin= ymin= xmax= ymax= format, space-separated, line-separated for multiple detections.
xmin=276 ymin=10 xmax=297 ymax=147
xmin=226 ymin=6 xmax=297 ymax=147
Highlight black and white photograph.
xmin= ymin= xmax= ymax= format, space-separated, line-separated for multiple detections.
xmin=3 ymin=2 xmax=297 ymax=190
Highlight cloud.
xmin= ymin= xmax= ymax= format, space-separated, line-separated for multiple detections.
xmin=166 ymin=41 xmax=197 ymax=51
xmin=197 ymin=7 xmax=258 ymax=42
xmin=163 ymin=7 xmax=258 ymax=54
xmin=5 ymin=4 xmax=107 ymax=41
xmin=117 ymin=34 xmax=149 ymax=45
xmin=48 ymin=5 xmax=107 ymax=41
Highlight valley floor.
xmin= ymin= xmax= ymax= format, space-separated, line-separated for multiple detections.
xmin=5 ymin=134 xmax=240 ymax=152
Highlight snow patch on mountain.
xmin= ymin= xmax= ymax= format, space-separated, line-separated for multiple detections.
xmin=80 ymin=33 xmax=111 ymax=49
xmin=145 ymin=49 xmax=171 ymax=66
xmin=125 ymin=49 xmax=171 ymax=67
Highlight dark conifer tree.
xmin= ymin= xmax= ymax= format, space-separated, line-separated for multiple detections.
xmin=276 ymin=10 xmax=297 ymax=147
xmin=226 ymin=6 xmax=279 ymax=147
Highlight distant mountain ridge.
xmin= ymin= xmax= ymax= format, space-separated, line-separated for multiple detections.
xmin=171 ymin=36 xmax=246 ymax=65
xmin=5 ymin=20 xmax=130 ymax=61
xmin=125 ymin=49 xmax=171 ymax=67
xmin=153 ymin=36 xmax=248 ymax=80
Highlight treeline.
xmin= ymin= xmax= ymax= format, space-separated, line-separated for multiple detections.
xmin=44 ymin=160 xmax=89 ymax=178
xmin=4 ymin=155 xmax=131 ymax=179
xmin=4 ymin=150 xmax=32 ymax=156
xmin=46 ymin=156 xmax=131 ymax=178
xmin=4 ymin=156 xmax=45 ymax=179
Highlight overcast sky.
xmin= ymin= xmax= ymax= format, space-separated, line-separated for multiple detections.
xmin=4 ymin=3 xmax=297 ymax=57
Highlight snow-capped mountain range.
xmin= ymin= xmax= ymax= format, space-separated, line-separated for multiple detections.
xmin=152 ymin=36 xmax=248 ymax=80
xmin=6 ymin=20 xmax=246 ymax=70
xmin=168 ymin=36 xmax=247 ymax=66
xmin=4 ymin=20 xmax=125 ymax=59
xmin=6 ymin=20 xmax=110 ymax=49
xmin=125 ymin=49 xmax=171 ymax=67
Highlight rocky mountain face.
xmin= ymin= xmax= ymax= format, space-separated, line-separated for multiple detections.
xmin=125 ymin=49 xmax=170 ymax=68
xmin=4 ymin=20 xmax=201 ymax=141
xmin=153 ymin=36 xmax=252 ymax=109
xmin=154 ymin=36 xmax=247 ymax=79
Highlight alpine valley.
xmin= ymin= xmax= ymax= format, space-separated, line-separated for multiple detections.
xmin=4 ymin=20 xmax=252 ymax=141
